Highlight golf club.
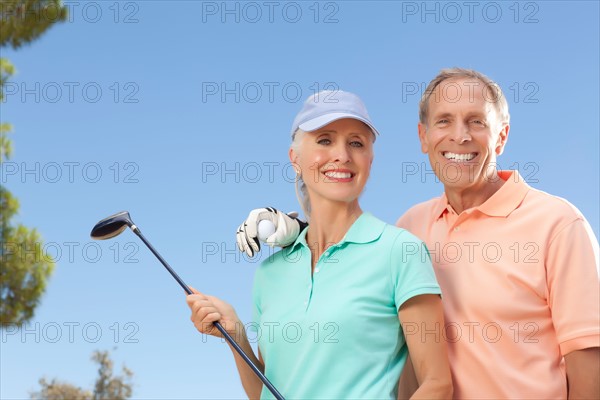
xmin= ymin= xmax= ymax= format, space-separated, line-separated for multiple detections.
xmin=90 ymin=211 xmax=284 ymax=400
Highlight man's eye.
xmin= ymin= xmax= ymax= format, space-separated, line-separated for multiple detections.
xmin=437 ymin=119 xmax=449 ymax=125
xmin=470 ymin=120 xmax=485 ymax=126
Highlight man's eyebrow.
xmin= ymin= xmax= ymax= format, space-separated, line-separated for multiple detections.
xmin=465 ymin=111 xmax=489 ymax=119
xmin=431 ymin=112 xmax=453 ymax=120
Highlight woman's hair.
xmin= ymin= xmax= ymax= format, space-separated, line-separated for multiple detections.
xmin=291 ymin=129 xmax=311 ymax=220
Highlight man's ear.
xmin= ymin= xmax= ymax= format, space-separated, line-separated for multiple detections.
xmin=496 ymin=124 xmax=510 ymax=155
xmin=418 ymin=122 xmax=429 ymax=154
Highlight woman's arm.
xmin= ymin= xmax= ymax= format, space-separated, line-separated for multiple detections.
xmin=186 ymin=290 xmax=264 ymax=399
xmin=398 ymin=294 xmax=453 ymax=399
xmin=398 ymin=354 xmax=418 ymax=399
xmin=565 ymin=347 xmax=600 ymax=399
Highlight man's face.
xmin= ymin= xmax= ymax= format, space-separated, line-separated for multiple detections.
xmin=418 ymin=78 xmax=509 ymax=192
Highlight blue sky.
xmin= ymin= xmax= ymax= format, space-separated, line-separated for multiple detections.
xmin=1 ymin=1 xmax=598 ymax=399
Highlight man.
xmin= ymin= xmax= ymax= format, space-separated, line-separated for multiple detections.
xmin=235 ymin=68 xmax=600 ymax=399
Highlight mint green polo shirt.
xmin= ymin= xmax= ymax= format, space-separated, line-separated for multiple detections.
xmin=252 ymin=212 xmax=441 ymax=399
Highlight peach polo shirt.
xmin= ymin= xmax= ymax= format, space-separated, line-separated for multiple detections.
xmin=397 ymin=170 xmax=600 ymax=399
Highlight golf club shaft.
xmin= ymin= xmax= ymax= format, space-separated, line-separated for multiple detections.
xmin=132 ymin=228 xmax=285 ymax=400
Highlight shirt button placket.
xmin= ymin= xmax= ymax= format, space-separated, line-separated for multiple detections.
xmin=303 ymin=247 xmax=312 ymax=311
xmin=304 ymin=277 xmax=312 ymax=309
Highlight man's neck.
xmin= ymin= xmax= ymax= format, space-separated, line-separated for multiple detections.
xmin=445 ymin=173 xmax=507 ymax=214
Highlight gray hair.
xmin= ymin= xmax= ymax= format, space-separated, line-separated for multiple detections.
xmin=419 ymin=68 xmax=510 ymax=127
xmin=290 ymin=129 xmax=311 ymax=220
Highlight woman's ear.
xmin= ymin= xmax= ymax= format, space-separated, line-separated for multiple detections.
xmin=289 ymin=147 xmax=297 ymax=163
xmin=289 ymin=147 xmax=301 ymax=176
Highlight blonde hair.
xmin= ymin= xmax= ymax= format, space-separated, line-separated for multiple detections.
xmin=419 ymin=68 xmax=510 ymax=127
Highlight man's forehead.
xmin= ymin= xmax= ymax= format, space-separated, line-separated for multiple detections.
xmin=434 ymin=78 xmax=488 ymax=98
xmin=429 ymin=78 xmax=497 ymax=110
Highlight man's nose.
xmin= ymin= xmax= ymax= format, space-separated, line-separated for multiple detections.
xmin=449 ymin=122 xmax=472 ymax=144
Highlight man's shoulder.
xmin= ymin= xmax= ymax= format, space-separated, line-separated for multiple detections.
xmin=524 ymin=186 xmax=586 ymax=221
xmin=395 ymin=196 xmax=442 ymax=229
xmin=377 ymin=220 xmax=425 ymax=245
xmin=404 ymin=197 xmax=443 ymax=214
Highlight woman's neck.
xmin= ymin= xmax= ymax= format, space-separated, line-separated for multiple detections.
xmin=305 ymin=200 xmax=363 ymax=269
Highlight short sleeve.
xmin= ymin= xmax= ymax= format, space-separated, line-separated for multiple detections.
xmin=546 ymin=218 xmax=600 ymax=355
xmin=390 ymin=230 xmax=442 ymax=310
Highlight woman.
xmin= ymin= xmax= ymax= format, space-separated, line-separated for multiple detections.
xmin=187 ymin=91 xmax=452 ymax=399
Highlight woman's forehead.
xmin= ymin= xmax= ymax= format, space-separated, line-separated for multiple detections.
xmin=309 ymin=121 xmax=374 ymax=140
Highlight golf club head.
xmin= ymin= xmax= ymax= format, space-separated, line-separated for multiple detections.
xmin=90 ymin=211 xmax=135 ymax=240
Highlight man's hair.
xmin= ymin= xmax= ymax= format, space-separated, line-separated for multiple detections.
xmin=419 ymin=68 xmax=510 ymax=127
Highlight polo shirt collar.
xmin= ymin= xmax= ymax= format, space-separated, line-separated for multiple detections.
xmin=342 ymin=212 xmax=386 ymax=244
xmin=287 ymin=212 xmax=385 ymax=253
xmin=433 ymin=170 xmax=530 ymax=219
xmin=288 ymin=228 xmax=309 ymax=253
xmin=478 ymin=170 xmax=530 ymax=216
xmin=433 ymin=194 xmax=450 ymax=219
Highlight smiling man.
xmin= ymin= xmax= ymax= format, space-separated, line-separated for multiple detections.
xmin=394 ymin=69 xmax=599 ymax=399
xmin=236 ymin=68 xmax=600 ymax=399
xmin=416 ymin=71 xmax=510 ymax=212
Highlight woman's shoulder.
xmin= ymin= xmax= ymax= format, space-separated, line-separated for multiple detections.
xmin=362 ymin=213 xmax=424 ymax=247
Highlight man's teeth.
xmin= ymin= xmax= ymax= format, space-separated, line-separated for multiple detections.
xmin=324 ymin=171 xmax=352 ymax=179
xmin=444 ymin=152 xmax=476 ymax=161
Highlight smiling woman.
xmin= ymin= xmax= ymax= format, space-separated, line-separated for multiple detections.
xmin=290 ymin=119 xmax=375 ymax=221
xmin=186 ymin=90 xmax=453 ymax=399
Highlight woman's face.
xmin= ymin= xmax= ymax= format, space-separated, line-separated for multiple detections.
xmin=290 ymin=118 xmax=374 ymax=207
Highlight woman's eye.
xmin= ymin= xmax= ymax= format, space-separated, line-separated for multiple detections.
xmin=317 ymin=138 xmax=331 ymax=145
xmin=350 ymin=141 xmax=363 ymax=148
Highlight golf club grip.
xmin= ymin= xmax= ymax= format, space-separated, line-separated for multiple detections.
xmin=214 ymin=322 xmax=285 ymax=400
xmin=133 ymin=230 xmax=284 ymax=399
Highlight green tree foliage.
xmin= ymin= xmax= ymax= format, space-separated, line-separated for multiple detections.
xmin=0 ymin=67 xmax=56 ymax=325
xmin=31 ymin=350 xmax=134 ymax=400
xmin=31 ymin=379 xmax=93 ymax=400
xmin=91 ymin=351 xmax=134 ymax=400
xmin=0 ymin=0 xmax=68 ymax=48
xmin=0 ymin=187 xmax=55 ymax=325
xmin=0 ymin=57 xmax=15 ymax=161
xmin=0 ymin=0 xmax=66 ymax=326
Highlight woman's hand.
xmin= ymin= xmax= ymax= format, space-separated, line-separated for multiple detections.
xmin=186 ymin=287 xmax=242 ymax=339
xmin=186 ymin=288 xmax=264 ymax=399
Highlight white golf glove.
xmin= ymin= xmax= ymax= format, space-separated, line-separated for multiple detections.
xmin=236 ymin=207 xmax=306 ymax=258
